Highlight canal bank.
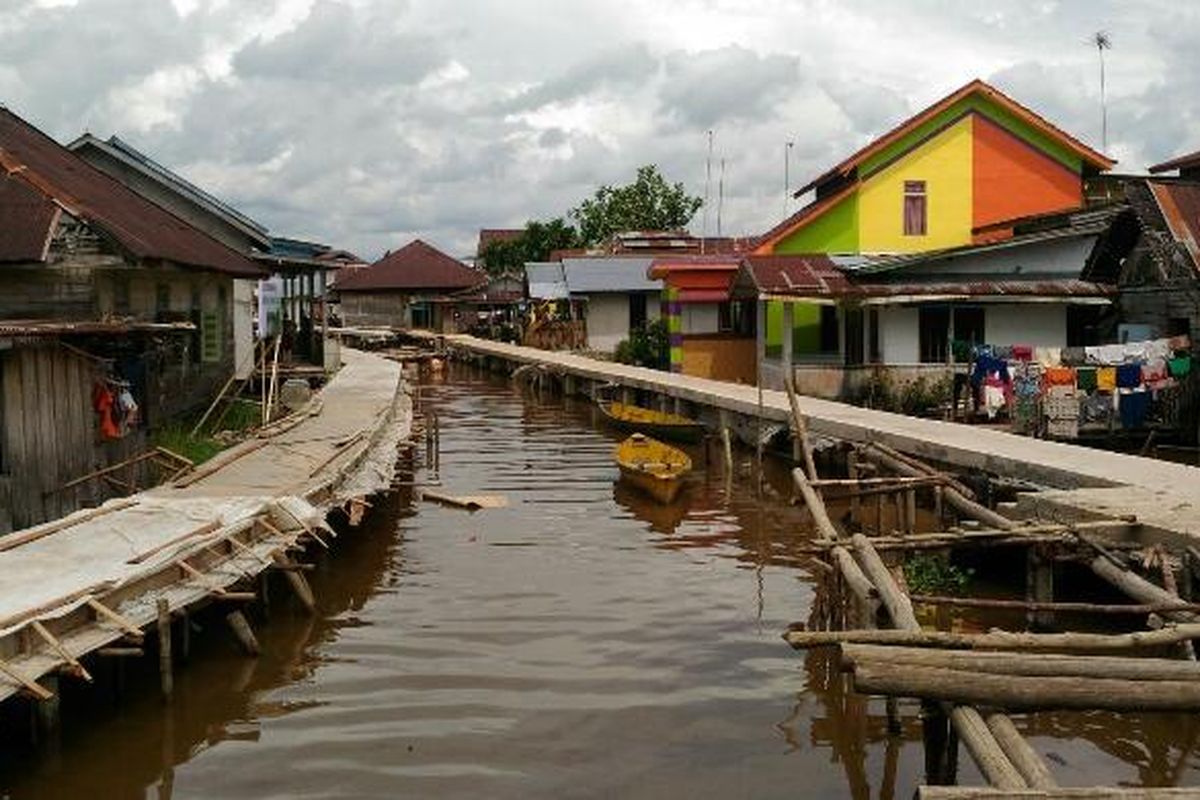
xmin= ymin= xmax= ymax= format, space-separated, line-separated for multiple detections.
xmin=6 ymin=363 xmax=1196 ymax=799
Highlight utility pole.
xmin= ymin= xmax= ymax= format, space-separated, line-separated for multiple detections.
xmin=717 ymin=158 xmax=725 ymax=238
xmin=702 ymin=129 xmax=713 ymax=254
xmin=1092 ymin=31 xmax=1112 ymax=152
xmin=783 ymin=140 xmax=794 ymax=220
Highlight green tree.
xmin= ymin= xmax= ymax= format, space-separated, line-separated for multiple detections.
xmin=569 ymin=165 xmax=703 ymax=246
xmin=479 ymin=217 xmax=578 ymax=276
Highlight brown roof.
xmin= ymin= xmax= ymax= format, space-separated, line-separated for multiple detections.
xmin=1148 ymin=180 xmax=1200 ymax=271
xmin=796 ymin=79 xmax=1115 ymax=198
xmin=1149 ymin=149 xmax=1200 ymax=175
xmin=335 ymin=239 xmax=485 ymax=292
xmin=0 ymin=172 xmax=58 ymax=262
xmin=854 ymin=279 xmax=1115 ymax=300
xmin=477 ymin=228 xmax=523 ymax=255
xmin=743 ymin=254 xmax=854 ymax=296
xmin=0 ymin=108 xmax=263 ymax=277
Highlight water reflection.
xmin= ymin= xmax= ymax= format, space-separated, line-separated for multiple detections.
xmin=2 ymin=364 xmax=1198 ymax=798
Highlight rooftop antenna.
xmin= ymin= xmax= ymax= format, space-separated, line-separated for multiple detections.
xmin=783 ymin=140 xmax=794 ymax=220
xmin=717 ymin=157 xmax=726 ymax=238
xmin=702 ymin=129 xmax=713 ymax=254
xmin=1092 ymin=31 xmax=1112 ymax=151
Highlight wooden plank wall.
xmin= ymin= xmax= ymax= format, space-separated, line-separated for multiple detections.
xmin=0 ymin=342 xmax=144 ymax=533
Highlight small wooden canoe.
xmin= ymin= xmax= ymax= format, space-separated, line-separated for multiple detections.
xmin=614 ymin=433 xmax=691 ymax=504
xmin=597 ymin=400 xmax=705 ymax=444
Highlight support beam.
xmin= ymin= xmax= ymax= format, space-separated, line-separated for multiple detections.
xmin=157 ymin=598 xmax=173 ymax=699
xmin=985 ymin=713 xmax=1057 ymax=790
xmin=225 ymin=610 xmax=260 ymax=656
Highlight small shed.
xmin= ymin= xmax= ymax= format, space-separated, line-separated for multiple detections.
xmin=561 ymin=257 xmax=662 ymax=352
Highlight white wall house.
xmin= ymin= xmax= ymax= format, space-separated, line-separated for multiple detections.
xmin=561 ymin=258 xmax=662 ymax=353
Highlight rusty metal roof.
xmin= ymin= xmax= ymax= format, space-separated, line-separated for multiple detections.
xmin=0 ymin=172 xmax=58 ymax=262
xmin=1148 ymin=180 xmax=1200 ymax=271
xmin=0 ymin=108 xmax=263 ymax=277
xmin=853 ymin=279 xmax=1116 ymax=302
xmin=1149 ymin=149 xmax=1200 ymax=175
xmin=334 ymin=239 xmax=485 ymax=292
xmin=743 ymin=254 xmax=855 ymax=296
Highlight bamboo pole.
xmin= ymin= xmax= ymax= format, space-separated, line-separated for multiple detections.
xmin=852 ymin=660 xmax=1200 ymax=712
xmin=850 ymin=534 xmax=919 ymax=631
xmin=784 ymin=623 xmax=1200 ymax=652
xmin=840 ymin=644 xmax=1200 ymax=681
xmin=157 ymin=598 xmax=173 ymax=699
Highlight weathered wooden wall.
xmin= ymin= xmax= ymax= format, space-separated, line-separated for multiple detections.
xmin=339 ymin=291 xmax=411 ymax=329
xmin=0 ymin=342 xmax=146 ymax=533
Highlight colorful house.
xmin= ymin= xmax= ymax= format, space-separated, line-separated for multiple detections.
xmin=746 ymin=79 xmax=1115 ymax=392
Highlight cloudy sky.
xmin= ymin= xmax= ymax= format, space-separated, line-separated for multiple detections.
xmin=2 ymin=0 xmax=1197 ymax=261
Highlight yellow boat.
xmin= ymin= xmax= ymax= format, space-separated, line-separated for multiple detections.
xmin=597 ymin=399 xmax=705 ymax=444
xmin=614 ymin=433 xmax=692 ymax=504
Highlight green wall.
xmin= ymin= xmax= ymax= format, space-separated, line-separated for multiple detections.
xmin=774 ymin=193 xmax=859 ymax=254
xmin=791 ymin=302 xmax=822 ymax=353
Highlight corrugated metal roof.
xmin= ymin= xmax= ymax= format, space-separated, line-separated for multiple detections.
xmin=0 ymin=108 xmax=263 ymax=277
xmin=0 ymin=172 xmax=58 ymax=262
xmin=855 ymin=279 xmax=1116 ymax=301
xmin=744 ymin=254 xmax=854 ymax=296
xmin=525 ymin=262 xmax=567 ymax=300
xmin=335 ymin=239 xmax=485 ymax=292
xmin=1149 ymin=149 xmax=1200 ymax=175
xmin=1148 ymin=181 xmax=1200 ymax=272
xmin=562 ymin=257 xmax=660 ymax=293
xmin=0 ymin=319 xmax=196 ymax=336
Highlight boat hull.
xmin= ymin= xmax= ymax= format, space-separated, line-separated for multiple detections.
xmin=617 ymin=465 xmax=686 ymax=504
xmin=597 ymin=401 xmax=705 ymax=444
xmin=614 ymin=434 xmax=691 ymax=505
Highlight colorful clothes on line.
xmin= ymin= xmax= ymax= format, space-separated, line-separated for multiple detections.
xmin=1075 ymin=367 xmax=1097 ymax=391
xmin=1096 ymin=367 xmax=1117 ymax=391
xmin=1043 ymin=366 xmax=1075 ymax=387
xmin=1116 ymin=363 xmax=1143 ymax=388
xmin=1142 ymin=359 xmax=1171 ymax=390
xmin=1010 ymin=344 xmax=1033 ymax=361
xmin=1035 ymin=346 xmax=1061 ymax=367
xmin=1080 ymin=393 xmax=1113 ymax=425
xmin=1118 ymin=389 xmax=1151 ymax=429
xmin=1168 ymin=334 xmax=1192 ymax=352
xmin=1061 ymin=346 xmax=1087 ymax=366
xmin=1169 ymin=355 xmax=1193 ymax=378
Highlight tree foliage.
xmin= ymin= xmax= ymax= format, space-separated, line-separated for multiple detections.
xmin=479 ymin=217 xmax=578 ymax=276
xmin=569 ymin=165 xmax=703 ymax=247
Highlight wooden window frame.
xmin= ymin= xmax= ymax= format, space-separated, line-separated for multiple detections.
xmin=903 ymin=180 xmax=927 ymax=236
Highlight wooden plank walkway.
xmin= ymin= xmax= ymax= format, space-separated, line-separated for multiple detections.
xmin=423 ymin=333 xmax=1200 ymax=540
xmin=0 ymin=348 xmax=410 ymax=703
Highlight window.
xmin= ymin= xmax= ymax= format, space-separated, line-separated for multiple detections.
xmin=868 ymin=309 xmax=881 ymax=363
xmin=629 ymin=293 xmax=648 ymax=331
xmin=819 ymin=305 xmax=839 ymax=353
xmin=953 ymin=307 xmax=985 ymax=353
xmin=903 ymin=180 xmax=927 ymax=236
xmin=844 ymin=307 xmax=865 ymax=366
xmin=919 ymin=306 xmax=950 ymax=363
xmin=718 ymin=301 xmax=733 ymax=333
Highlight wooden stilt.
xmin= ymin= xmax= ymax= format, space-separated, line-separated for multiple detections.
xmin=273 ymin=554 xmax=317 ymax=613
xmin=98 ymin=647 xmax=144 ymax=658
xmin=225 ymin=610 xmax=260 ymax=656
xmin=985 ymin=713 xmax=1056 ymax=789
xmin=157 ymin=598 xmax=173 ymax=699
xmin=847 ymin=454 xmax=860 ymax=525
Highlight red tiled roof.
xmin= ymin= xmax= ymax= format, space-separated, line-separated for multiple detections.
xmin=0 ymin=108 xmax=263 ymax=277
xmin=796 ymin=79 xmax=1115 ymax=198
xmin=0 ymin=172 xmax=58 ymax=262
xmin=335 ymin=239 xmax=485 ymax=292
xmin=744 ymin=254 xmax=854 ymax=296
xmin=1149 ymin=149 xmax=1200 ymax=175
xmin=477 ymin=228 xmax=523 ymax=255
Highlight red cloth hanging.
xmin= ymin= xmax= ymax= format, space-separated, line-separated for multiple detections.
xmin=92 ymin=382 xmax=120 ymax=440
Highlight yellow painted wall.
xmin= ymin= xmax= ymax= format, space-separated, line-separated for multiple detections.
xmin=857 ymin=116 xmax=973 ymax=253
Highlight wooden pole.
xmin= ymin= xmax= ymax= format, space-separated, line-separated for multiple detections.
xmin=847 ymin=453 xmax=860 ymax=524
xmin=157 ymin=597 xmax=173 ymax=699
xmin=851 ymin=660 xmax=1200 ymax=711
xmin=859 ymin=444 xmax=1013 ymax=530
xmin=840 ymin=644 xmax=1200 ymax=682
xmin=273 ymin=553 xmax=317 ymax=613
xmin=985 ymin=713 xmax=1057 ymax=790
xmin=919 ymin=788 xmax=1200 ymax=799
xmin=30 ymin=621 xmax=91 ymax=682
xmin=784 ymin=623 xmax=1200 ymax=652
xmin=948 ymin=706 xmax=1026 ymax=790
xmin=1090 ymin=557 xmax=1197 ymax=624
xmin=793 ymin=469 xmax=841 ymax=542
xmin=784 ymin=374 xmax=819 ymax=482
xmin=225 ymin=610 xmax=260 ymax=656
xmin=907 ymin=594 xmax=1200 ymax=616
xmin=850 ymin=534 xmax=919 ymax=631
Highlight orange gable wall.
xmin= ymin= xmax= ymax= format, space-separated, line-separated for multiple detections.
xmin=972 ymin=115 xmax=1083 ymax=236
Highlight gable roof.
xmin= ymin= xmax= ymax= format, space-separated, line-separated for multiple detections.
xmin=525 ymin=261 xmax=568 ymax=300
xmin=795 ymin=79 xmax=1114 ymax=198
xmin=334 ymin=239 xmax=484 ymax=292
xmin=1149 ymin=149 xmax=1200 ymax=175
xmin=69 ymin=133 xmax=272 ymax=250
xmin=0 ymin=172 xmax=59 ymax=263
xmin=1147 ymin=180 xmax=1200 ymax=273
xmin=561 ymin=257 xmax=660 ymax=293
xmin=0 ymin=108 xmax=263 ymax=277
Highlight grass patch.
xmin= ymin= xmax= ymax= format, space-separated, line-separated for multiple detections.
xmin=152 ymin=399 xmax=264 ymax=466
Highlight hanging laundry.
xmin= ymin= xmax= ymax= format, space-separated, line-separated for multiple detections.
xmin=1168 ymin=355 xmax=1192 ymax=378
xmin=1043 ymin=366 xmax=1075 ymax=387
xmin=1075 ymin=367 xmax=1097 ymax=392
xmin=1034 ymin=347 xmax=1062 ymax=367
xmin=1141 ymin=359 xmax=1171 ymax=390
xmin=1010 ymin=344 xmax=1033 ymax=361
xmin=1118 ymin=389 xmax=1151 ymax=429
xmin=117 ymin=388 xmax=139 ymax=434
xmin=1168 ymin=334 xmax=1192 ymax=352
xmin=91 ymin=382 xmax=120 ymax=440
xmin=1116 ymin=363 xmax=1143 ymax=389
xmin=982 ymin=378 xmax=1007 ymax=420
xmin=1080 ymin=393 xmax=1113 ymax=425
xmin=1085 ymin=344 xmax=1126 ymax=365
xmin=1096 ymin=367 xmax=1117 ymax=391
xmin=1060 ymin=346 xmax=1087 ymax=366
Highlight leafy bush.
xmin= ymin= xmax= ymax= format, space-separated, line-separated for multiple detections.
xmin=849 ymin=369 xmax=953 ymax=416
xmin=613 ymin=319 xmax=669 ymax=370
xmin=903 ymin=553 xmax=974 ymax=595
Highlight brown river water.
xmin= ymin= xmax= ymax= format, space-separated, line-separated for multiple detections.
xmin=3 ymin=365 xmax=1200 ymax=798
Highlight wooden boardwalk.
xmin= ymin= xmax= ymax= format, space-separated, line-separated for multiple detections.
xmin=0 ymin=348 xmax=410 ymax=705
xmin=423 ymin=333 xmax=1200 ymax=540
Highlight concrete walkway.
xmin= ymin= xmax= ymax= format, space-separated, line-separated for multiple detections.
xmin=425 ymin=333 xmax=1200 ymax=538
